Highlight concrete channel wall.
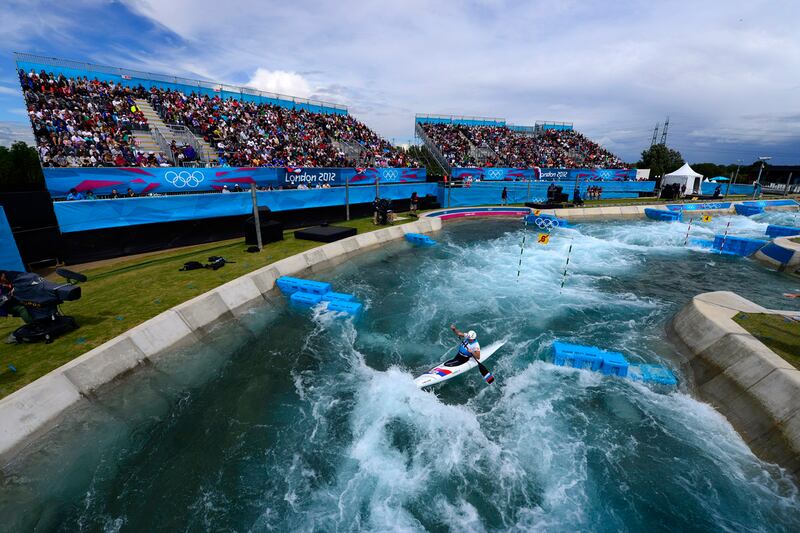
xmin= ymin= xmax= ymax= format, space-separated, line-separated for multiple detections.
xmin=0 ymin=217 xmax=442 ymax=463
xmin=672 ymin=292 xmax=800 ymax=475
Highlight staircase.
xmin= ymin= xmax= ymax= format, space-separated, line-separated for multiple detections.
xmin=415 ymin=122 xmax=451 ymax=175
xmin=134 ymin=99 xmax=219 ymax=166
xmin=131 ymin=129 xmax=162 ymax=156
xmin=459 ymin=130 xmax=498 ymax=166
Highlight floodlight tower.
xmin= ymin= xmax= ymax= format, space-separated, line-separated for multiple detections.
xmin=754 ymin=156 xmax=771 ymax=198
xmin=650 ymin=123 xmax=660 ymax=147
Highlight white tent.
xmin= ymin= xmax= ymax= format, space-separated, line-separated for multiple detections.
xmin=662 ymin=163 xmax=703 ymax=196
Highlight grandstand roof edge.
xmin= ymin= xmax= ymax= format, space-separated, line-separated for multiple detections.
xmin=13 ymin=52 xmax=347 ymax=113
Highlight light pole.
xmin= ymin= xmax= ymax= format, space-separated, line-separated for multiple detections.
xmin=754 ymin=156 xmax=771 ymax=199
xmin=726 ymin=159 xmax=742 ymax=198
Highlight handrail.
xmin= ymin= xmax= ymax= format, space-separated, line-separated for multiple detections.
xmin=14 ymin=52 xmax=347 ymax=113
xmin=415 ymin=122 xmax=451 ymax=175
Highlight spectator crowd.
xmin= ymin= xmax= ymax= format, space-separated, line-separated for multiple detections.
xmin=148 ymin=87 xmax=416 ymax=168
xmin=21 ymin=70 xmax=418 ymax=170
xmin=420 ymin=123 xmax=627 ymax=169
xmin=19 ymin=69 xmax=160 ymax=167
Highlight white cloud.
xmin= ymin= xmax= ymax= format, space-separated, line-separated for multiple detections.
xmin=0 ymin=121 xmax=35 ymax=147
xmin=246 ymin=68 xmax=312 ymax=98
xmin=5 ymin=0 xmax=800 ymax=162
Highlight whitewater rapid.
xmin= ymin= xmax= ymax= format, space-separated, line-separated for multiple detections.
xmin=1 ymin=216 xmax=799 ymax=532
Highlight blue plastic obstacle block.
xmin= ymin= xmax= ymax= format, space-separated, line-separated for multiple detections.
xmin=277 ymin=276 xmax=332 ymax=296
xmin=321 ymin=291 xmax=356 ymax=302
xmin=712 ymin=235 xmax=767 ymax=256
xmin=524 ymin=213 xmax=569 ymax=228
xmin=405 ymin=233 xmax=437 ymax=246
xmin=635 ymin=364 xmax=678 ymax=386
xmin=552 ymin=341 xmax=603 ymax=371
xmin=734 ymin=204 xmax=764 ymax=216
xmin=290 ymin=291 xmax=323 ymax=307
xmin=689 ymin=238 xmax=715 ymax=249
xmin=600 ymin=350 xmax=629 ymax=377
xmin=326 ymin=300 xmax=363 ymax=316
xmin=644 ymin=208 xmax=681 ymax=222
xmin=766 ymin=225 xmax=800 ymax=238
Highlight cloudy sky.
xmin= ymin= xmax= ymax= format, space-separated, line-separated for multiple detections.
xmin=1 ymin=0 xmax=799 ymax=164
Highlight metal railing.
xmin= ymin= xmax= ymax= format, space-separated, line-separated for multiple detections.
xmin=415 ymin=113 xmax=505 ymax=126
xmin=14 ymin=52 xmax=347 ymax=114
xmin=415 ymin=122 xmax=451 ymax=174
xmin=150 ymin=128 xmax=176 ymax=165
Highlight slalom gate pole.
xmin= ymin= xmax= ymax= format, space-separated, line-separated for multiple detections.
xmin=250 ymin=184 xmax=263 ymax=251
xmin=560 ymin=238 xmax=574 ymax=291
xmin=516 ymin=217 xmax=529 ymax=281
xmin=683 ymin=217 xmax=694 ymax=246
xmin=719 ymin=219 xmax=732 ymax=253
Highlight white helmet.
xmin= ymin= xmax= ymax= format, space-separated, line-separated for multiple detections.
xmin=466 ymin=330 xmax=477 ymax=340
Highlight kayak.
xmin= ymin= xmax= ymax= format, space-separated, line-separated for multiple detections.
xmin=414 ymin=340 xmax=506 ymax=388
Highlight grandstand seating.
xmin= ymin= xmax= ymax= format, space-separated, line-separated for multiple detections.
xmin=18 ymin=69 xmax=418 ymax=169
xmin=418 ymin=122 xmax=626 ymax=169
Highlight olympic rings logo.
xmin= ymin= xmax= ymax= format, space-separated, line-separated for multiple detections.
xmin=164 ymin=170 xmax=205 ymax=188
xmin=487 ymin=169 xmax=503 ymax=179
xmin=383 ymin=169 xmax=399 ymax=179
xmin=534 ymin=217 xmax=559 ymax=230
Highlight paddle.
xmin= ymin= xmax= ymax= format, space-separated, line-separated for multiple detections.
xmin=471 ymin=352 xmax=494 ymax=385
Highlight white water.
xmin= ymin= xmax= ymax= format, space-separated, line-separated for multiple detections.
xmin=1 ymin=216 xmax=799 ymax=532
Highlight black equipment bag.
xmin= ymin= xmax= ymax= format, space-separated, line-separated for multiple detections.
xmin=12 ymin=315 xmax=78 ymax=344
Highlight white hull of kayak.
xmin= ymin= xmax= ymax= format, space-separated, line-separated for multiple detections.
xmin=414 ymin=341 xmax=506 ymax=388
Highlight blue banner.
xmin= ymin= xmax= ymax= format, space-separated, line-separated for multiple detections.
xmin=43 ymin=167 xmax=427 ymax=198
xmin=451 ymin=167 xmax=637 ymax=181
xmin=0 ymin=207 xmax=24 ymax=271
xmin=438 ymin=181 xmax=655 ymax=207
xmin=52 ymin=182 xmax=438 ymax=233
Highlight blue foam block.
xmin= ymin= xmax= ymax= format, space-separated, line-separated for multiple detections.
xmin=524 ymin=214 xmax=569 ymax=228
xmin=276 ymin=276 xmax=304 ymax=295
xmin=628 ymin=364 xmax=678 ymax=386
xmin=321 ymin=291 xmax=356 ymax=302
xmin=405 ymin=233 xmax=437 ymax=245
xmin=290 ymin=291 xmax=323 ymax=307
xmin=645 ymin=208 xmax=681 ymax=222
xmin=600 ymin=351 xmax=629 ymax=377
xmin=734 ymin=204 xmax=764 ymax=216
xmin=326 ymin=300 xmax=362 ymax=316
xmin=553 ymin=341 xmax=603 ymax=371
xmin=766 ymin=225 xmax=800 ymax=238
xmin=712 ymin=235 xmax=767 ymax=256
xmin=689 ymin=238 xmax=714 ymax=249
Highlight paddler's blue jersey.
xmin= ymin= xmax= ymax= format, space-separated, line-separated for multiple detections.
xmin=458 ymin=338 xmax=480 ymax=357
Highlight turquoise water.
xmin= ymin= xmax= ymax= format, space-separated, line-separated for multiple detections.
xmin=2 ymin=216 xmax=800 ymax=532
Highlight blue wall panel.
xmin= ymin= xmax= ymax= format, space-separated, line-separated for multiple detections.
xmin=438 ymin=181 xmax=654 ymax=207
xmin=43 ymin=167 xmax=426 ymax=198
xmin=53 ymin=183 xmax=438 ymax=233
xmin=0 ymin=207 xmax=24 ymax=271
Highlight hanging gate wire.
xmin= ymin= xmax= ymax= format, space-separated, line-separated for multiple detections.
xmin=516 ymin=217 xmax=529 ymax=281
xmin=560 ymin=237 xmax=574 ymax=292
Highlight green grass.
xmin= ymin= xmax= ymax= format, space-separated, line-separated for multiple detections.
xmin=733 ymin=312 xmax=800 ymax=369
xmin=0 ymin=214 xmax=420 ymax=398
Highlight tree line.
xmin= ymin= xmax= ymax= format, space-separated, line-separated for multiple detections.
xmin=636 ymin=144 xmax=766 ymax=184
xmin=0 ymin=142 xmax=45 ymax=192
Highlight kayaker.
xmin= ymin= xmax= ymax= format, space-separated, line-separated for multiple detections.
xmin=445 ymin=324 xmax=481 ymax=366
